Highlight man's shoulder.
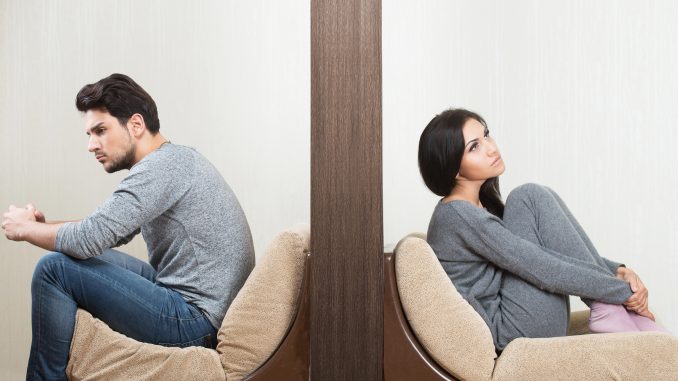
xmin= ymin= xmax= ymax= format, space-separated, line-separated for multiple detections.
xmin=124 ymin=145 xmax=197 ymax=184
xmin=139 ymin=144 xmax=197 ymax=167
xmin=156 ymin=143 xmax=196 ymax=159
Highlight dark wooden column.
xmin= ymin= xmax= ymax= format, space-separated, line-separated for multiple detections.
xmin=310 ymin=0 xmax=383 ymax=379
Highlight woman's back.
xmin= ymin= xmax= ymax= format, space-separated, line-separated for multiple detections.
xmin=427 ymin=200 xmax=506 ymax=348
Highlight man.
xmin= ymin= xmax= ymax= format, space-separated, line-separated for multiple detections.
xmin=1 ymin=73 xmax=255 ymax=380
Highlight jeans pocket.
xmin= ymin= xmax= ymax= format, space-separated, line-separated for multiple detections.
xmin=159 ymin=333 xmax=213 ymax=348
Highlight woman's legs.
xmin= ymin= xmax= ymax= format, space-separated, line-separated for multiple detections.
xmin=538 ymin=187 xmax=669 ymax=333
xmin=495 ymin=271 xmax=572 ymax=348
xmin=499 ymin=183 xmax=638 ymax=342
xmin=503 ymin=184 xmax=612 ymax=274
xmin=496 ymin=184 xmax=573 ymax=346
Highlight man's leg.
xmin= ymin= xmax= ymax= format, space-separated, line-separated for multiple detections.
xmin=27 ymin=251 xmax=216 ymax=381
xmin=96 ymin=249 xmax=157 ymax=282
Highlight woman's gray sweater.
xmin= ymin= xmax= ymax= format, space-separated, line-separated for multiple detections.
xmin=427 ymin=199 xmax=632 ymax=349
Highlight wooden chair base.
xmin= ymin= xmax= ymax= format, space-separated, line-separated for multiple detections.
xmin=244 ymin=251 xmax=458 ymax=380
xmin=383 ymin=252 xmax=457 ymax=381
xmin=244 ymin=253 xmax=311 ymax=381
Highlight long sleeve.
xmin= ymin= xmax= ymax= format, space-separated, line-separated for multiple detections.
xmin=450 ymin=203 xmax=632 ymax=304
xmin=601 ymin=256 xmax=625 ymax=274
xmin=55 ymin=149 xmax=192 ymax=259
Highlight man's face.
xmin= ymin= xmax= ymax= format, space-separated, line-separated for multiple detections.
xmin=84 ymin=109 xmax=136 ymax=173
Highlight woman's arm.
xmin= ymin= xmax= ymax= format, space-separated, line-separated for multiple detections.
xmin=601 ymin=257 xmax=651 ymax=318
xmin=449 ymin=204 xmax=633 ymax=304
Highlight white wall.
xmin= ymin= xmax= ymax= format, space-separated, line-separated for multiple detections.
xmin=384 ymin=0 xmax=677 ymax=332
xmin=0 ymin=1 xmax=309 ymax=378
xmin=3 ymin=0 xmax=677 ymax=378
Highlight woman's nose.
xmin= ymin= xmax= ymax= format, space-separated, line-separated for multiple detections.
xmin=486 ymin=141 xmax=498 ymax=155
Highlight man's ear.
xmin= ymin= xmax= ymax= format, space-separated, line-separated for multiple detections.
xmin=127 ymin=113 xmax=146 ymax=137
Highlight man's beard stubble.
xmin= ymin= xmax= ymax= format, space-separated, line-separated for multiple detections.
xmin=105 ymin=145 xmax=136 ymax=173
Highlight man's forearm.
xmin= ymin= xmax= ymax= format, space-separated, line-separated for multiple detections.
xmin=20 ymin=221 xmax=62 ymax=251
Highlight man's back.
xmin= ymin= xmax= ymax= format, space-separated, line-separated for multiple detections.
xmin=57 ymin=143 xmax=255 ymax=328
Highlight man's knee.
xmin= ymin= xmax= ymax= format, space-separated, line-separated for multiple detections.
xmin=32 ymin=252 xmax=71 ymax=286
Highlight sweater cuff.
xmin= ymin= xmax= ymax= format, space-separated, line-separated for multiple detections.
xmin=601 ymin=257 xmax=624 ymax=275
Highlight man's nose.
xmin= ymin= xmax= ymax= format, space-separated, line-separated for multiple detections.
xmin=87 ymin=136 xmax=100 ymax=152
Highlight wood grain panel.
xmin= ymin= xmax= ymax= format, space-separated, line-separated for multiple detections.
xmin=310 ymin=0 xmax=383 ymax=379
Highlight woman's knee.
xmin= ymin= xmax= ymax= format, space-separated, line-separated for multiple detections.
xmin=506 ymin=183 xmax=550 ymax=204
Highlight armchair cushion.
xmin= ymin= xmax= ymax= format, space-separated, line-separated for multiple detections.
xmin=217 ymin=223 xmax=310 ymax=381
xmin=395 ymin=236 xmax=497 ymax=381
xmin=567 ymin=309 xmax=591 ymax=336
xmin=494 ymin=332 xmax=678 ymax=380
xmin=67 ymin=224 xmax=310 ymax=381
xmin=395 ymin=234 xmax=678 ymax=381
xmin=66 ymin=309 xmax=224 ymax=381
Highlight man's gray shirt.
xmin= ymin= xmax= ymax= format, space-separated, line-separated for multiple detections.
xmin=55 ymin=143 xmax=255 ymax=328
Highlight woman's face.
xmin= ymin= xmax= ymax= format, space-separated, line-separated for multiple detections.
xmin=457 ymin=118 xmax=505 ymax=181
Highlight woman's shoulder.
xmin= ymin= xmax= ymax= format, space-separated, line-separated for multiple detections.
xmin=429 ymin=200 xmax=478 ymax=237
xmin=431 ymin=200 xmax=504 ymax=238
xmin=434 ymin=199 xmax=491 ymax=220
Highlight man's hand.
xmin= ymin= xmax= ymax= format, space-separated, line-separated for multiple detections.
xmin=28 ymin=204 xmax=46 ymax=223
xmin=2 ymin=205 xmax=38 ymax=241
xmin=618 ymin=266 xmax=654 ymax=320
xmin=2 ymin=203 xmax=59 ymax=250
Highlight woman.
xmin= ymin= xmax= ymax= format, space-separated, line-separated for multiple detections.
xmin=419 ymin=108 xmax=667 ymax=352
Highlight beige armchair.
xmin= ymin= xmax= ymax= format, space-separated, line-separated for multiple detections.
xmin=66 ymin=224 xmax=311 ymax=381
xmin=385 ymin=235 xmax=678 ymax=381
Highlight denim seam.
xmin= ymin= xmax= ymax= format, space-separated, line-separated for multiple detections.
xmin=51 ymin=257 xmax=161 ymax=317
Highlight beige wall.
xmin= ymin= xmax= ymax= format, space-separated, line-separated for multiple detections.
xmin=383 ymin=0 xmax=677 ymax=332
xmin=0 ymin=1 xmax=309 ymax=378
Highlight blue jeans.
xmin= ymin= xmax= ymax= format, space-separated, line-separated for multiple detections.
xmin=27 ymin=249 xmax=218 ymax=381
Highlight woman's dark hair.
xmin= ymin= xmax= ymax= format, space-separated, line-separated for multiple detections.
xmin=75 ymin=73 xmax=160 ymax=134
xmin=418 ymin=108 xmax=504 ymax=218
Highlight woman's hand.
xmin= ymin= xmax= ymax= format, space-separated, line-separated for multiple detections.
xmin=618 ymin=267 xmax=654 ymax=321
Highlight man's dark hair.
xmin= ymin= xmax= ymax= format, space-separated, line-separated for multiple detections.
xmin=76 ymin=73 xmax=160 ymax=134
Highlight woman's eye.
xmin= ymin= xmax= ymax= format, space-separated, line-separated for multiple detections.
xmin=484 ymin=129 xmax=490 ymax=138
xmin=470 ymin=143 xmax=478 ymax=152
